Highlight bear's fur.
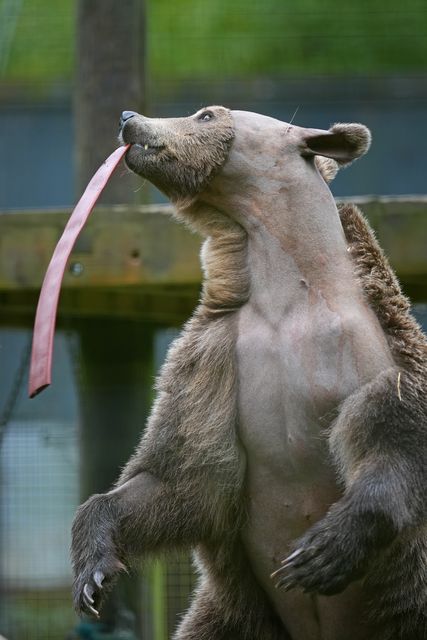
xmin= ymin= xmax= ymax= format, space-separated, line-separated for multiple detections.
xmin=71 ymin=107 xmax=427 ymax=640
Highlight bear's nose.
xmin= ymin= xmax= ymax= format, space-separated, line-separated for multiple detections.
xmin=120 ymin=110 xmax=138 ymax=128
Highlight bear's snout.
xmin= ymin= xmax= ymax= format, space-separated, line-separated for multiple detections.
xmin=119 ymin=110 xmax=138 ymax=130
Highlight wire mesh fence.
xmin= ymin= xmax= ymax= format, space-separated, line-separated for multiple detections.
xmin=0 ymin=324 xmax=198 ymax=640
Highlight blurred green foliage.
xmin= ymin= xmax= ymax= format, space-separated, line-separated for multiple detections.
xmin=149 ymin=0 xmax=427 ymax=77
xmin=1 ymin=0 xmax=427 ymax=86
xmin=1 ymin=0 xmax=74 ymax=82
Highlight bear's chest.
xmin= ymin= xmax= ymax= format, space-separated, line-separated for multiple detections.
xmin=235 ymin=301 xmax=368 ymax=471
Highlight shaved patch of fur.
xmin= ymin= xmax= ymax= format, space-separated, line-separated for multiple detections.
xmin=73 ymin=107 xmax=426 ymax=640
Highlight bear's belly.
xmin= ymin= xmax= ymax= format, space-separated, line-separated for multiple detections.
xmin=241 ymin=466 xmax=376 ymax=640
xmin=236 ymin=301 xmax=392 ymax=638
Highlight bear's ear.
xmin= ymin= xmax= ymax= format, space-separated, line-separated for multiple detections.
xmin=301 ymin=123 xmax=371 ymax=166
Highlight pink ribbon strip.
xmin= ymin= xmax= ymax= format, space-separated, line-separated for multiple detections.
xmin=29 ymin=145 xmax=130 ymax=398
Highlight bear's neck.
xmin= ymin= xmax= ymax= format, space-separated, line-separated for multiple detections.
xmin=199 ymin=174 xmax=358 ymax=316
xmin=178 ymin=184 xmax=359 ymax=319
xmin=174 ymin=203 xmax=250 ymax=316
xmin=240 ymin=189 xmax=357 ymax=318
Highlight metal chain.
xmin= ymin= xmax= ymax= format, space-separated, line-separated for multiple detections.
xmin=0 ymin=333 xmax=33 ymax=444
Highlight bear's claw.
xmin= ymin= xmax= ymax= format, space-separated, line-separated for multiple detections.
xmin=271 ymin=510 xmax=369 ymax=596
xmin=74 ymin=558 xmax=128 ymax=617
xmin=82 ymin=582 xmax=100 ymax=617
xmin=80 ymin=570 xmax=105 ymax=616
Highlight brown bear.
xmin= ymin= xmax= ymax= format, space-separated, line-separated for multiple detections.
xmin=71 ymin=106 xmax=427 ymax=640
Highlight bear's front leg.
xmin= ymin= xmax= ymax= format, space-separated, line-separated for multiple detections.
xmin=71 ymin=471 xmax=202 ymax=617
xmin=72 ymin=490 xmax=126 ymax=617
xmin=273 ymin=367 xmax=426 ymax=596
xmin=272 ymin=489 xmax=395 ymax=595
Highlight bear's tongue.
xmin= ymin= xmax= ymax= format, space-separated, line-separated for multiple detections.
xmin=28 ymin=144 xmax=130 ymax=398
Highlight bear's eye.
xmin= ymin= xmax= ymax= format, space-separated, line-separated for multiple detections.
xmin=198 ymin=111 xmax=214 ymax=122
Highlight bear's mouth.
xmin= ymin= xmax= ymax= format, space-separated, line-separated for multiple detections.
xmin=124 ymin=141 xmax=167 ymax=177
xmin=119 ymin=123 xmax=165 ymax=158
xmin=132 ymin=142 xmax=165 ymax=155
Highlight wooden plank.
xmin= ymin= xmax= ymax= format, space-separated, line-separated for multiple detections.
xmin=340 ymin=197 xmax=427 ymax=300
xmin=0 ymin=198 xmax=425 ymax=320
xmin=341 ymin=196 xmax=427 ymax=279
xmin=0 ymin=205 xmax=202 ymax=290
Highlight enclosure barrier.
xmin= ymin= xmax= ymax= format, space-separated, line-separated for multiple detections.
xmin=0 ymin=197 xmax=426 ymax=322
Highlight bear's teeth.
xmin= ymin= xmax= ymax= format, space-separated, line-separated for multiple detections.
xmin=144 ymin=144 xmax=149 ymax=150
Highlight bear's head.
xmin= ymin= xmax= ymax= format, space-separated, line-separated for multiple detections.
xmin=120 ymin=106 xmax=234 ymax=202
xmin=120 ymin=106 xmax=370 ymax=206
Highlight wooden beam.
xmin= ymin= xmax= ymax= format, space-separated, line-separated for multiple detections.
xmin=0 ymin=198 xmax=425 ymax=321
xmin=0 ymin=205 xmax=201 ymax=291
xmin=340 ymin=196 xmax=427 ymax=300
xmin=341 ymin=197 xmax=427 ymax=280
